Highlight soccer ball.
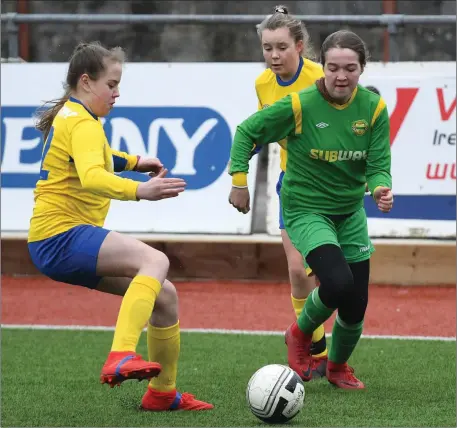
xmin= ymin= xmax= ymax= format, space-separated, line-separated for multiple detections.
xmin=246 ymin=364 xmax=305 ymax=424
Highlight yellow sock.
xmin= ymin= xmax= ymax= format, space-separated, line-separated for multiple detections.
xmin=147 ymin=321 xmax=180 ymax=392
xmin=111 ymin=275 xmax=162 ymax=352
xmin=311 ymin=324 xmax=328 ymax=357
xmin=291 ymin=294 xmax=306 ymax=318
xmin=291 ymin=294 xmax=328 ymax=357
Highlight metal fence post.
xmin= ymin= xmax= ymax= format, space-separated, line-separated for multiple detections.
xmin=387 ymin=21 xmax=400 ymax=61
xmin=5 ymin=13 xmax=19 ymax=58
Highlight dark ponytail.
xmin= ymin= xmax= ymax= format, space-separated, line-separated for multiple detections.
xmin=35 ymin=88 xmax=71 ymax=142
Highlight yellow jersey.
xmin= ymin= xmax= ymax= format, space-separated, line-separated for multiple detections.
xmin=28 ymin=97 xmax=140 ymax=242
xmin=255 ymin=56 xmax=324 ymax=171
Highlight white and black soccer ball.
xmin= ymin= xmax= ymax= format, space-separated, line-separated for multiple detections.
xmin=246 ymin=364 xmax=305 ymax=424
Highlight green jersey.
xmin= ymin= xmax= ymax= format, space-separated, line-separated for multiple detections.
xmin=229 ymin=84 xmax=392 ymax=215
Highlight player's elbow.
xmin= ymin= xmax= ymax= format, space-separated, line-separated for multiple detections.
xmin=79 ymin=167 xmax=103 ymax=192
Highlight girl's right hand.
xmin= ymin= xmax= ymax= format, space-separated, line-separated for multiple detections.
xmin=229 ymin=187 xmax=250 ymax=214
xmin=136 ymin=169 xmax=187 ymax=201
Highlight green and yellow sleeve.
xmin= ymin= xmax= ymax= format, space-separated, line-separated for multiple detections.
xmin=229 ymin=92 xmax=303 ymax=187
xmin=366 ymin=98 xmax=393 ymax=195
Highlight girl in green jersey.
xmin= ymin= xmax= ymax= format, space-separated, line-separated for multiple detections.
xmin=229 ymin=30 xmax=393 ymax=389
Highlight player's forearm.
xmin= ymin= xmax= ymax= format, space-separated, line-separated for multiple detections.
xmin=111 ymin=150 xmax=139 ymax=172
xmin=229 ymin=125 xmax=258 ymax=187
xmin=367 ymin=171 xmax=392 ymax=194
xmin=229 ymin=97 xmax=295 ymax=187
xmin=367 ymin=109 xmax=392 ymax=193
xmin=80 ymin=165 xmax=139 ymax=201
xmin=366 ymin=145 xmax=392 ymax=193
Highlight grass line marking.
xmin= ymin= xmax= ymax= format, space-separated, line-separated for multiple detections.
xmin=1 ymin=324 xmax=455 ymax=341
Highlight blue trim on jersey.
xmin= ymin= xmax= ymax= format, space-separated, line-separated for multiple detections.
xmin=276 ymin=171 xmax=285 ymax=229
xmin=169 ymin=392 xmax=182 ymax=410
xmin=69 ymin=96 xmax=98 ymax=120
xmin=276 ymin=56 xmax=304 ymax=87
xmin=249 ymin=145 xmax=263 ymax=159
xmin=113 ymin=154 xmax=128 ymax=172
xmin=39 ymin=126 xmax=54 ymax=180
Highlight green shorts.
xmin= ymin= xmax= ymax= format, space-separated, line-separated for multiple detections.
xmin=283 ymin=206 xmax=374 ymax=272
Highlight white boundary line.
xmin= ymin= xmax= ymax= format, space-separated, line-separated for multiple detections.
xmin=1 ymin=324 xmax=455 ymax=341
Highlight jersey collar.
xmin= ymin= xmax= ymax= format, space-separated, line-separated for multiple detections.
xmin=68 ymin=96 xmax=99 ymax=120
xmin=276 ymin=56 xmax=304 ymax=87
xmin=328 ymin=87 xmax=358 ymax=110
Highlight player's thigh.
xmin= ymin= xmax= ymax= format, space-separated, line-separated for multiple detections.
xmin=337 ymin=207 xmax=374 ymax=264
xmin=283 ymin=208 xmax=340 ymax=261
xmin=278 ymin=173 xmax=312 ymax=277
xmin=96 ymin=230 xmax=169 ymax=282
xmin=96 ymin=276 xmax=131 ymax=296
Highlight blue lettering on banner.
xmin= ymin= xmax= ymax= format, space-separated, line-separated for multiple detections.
xmin=1 ymin=106 xmax=232 ymax=190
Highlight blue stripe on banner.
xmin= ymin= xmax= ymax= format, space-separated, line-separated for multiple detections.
xmin=2 ymin=173 xmax=39 ymax=188
xmin=1 ymin=171 xmax=149 ymax=188
xmin=364 ymin=194 xmax=456 ymax=221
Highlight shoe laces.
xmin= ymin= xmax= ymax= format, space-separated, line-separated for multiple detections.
xmin=295 ymin=339 xmax=309 ymax=364
xmin=338 ymin=363 xmax=357 ymax=381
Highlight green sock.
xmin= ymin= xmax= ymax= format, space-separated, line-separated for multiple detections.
xmin=297 ymin=288 xmax=335 ymax=335
xmin=329 ymin=315 xmax=364 ymax=364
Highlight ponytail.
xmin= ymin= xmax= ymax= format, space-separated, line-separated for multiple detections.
xmin=35 ymin=87 xmax=70 ymax=141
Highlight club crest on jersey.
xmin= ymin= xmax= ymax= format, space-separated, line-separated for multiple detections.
xmin=352 ymin=119 xmax=368 ymax=136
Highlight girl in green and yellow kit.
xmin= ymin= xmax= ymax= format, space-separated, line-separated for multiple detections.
xmin=229 ymin=30 xmax=394 ymax=389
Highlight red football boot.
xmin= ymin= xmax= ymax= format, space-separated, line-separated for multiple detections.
xmin=284 ymin=321 xmax=314 ymax=381
xmin=326 ymin=361 xmax=365 ymax=389
xmin=141 ymin=387 xmax=214 ymax=411
xmin=100 ymin=351 xmax=161 ymax=387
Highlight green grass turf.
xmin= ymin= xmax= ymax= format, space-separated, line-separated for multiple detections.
xmin=1 ymin=329 xmax=455 ymax=427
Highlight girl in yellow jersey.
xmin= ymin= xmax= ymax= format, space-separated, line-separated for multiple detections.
xmin=28 ymin=42 xmax=212 ymax=412
xmin=230 ymin=5 xmax=328 ymax=377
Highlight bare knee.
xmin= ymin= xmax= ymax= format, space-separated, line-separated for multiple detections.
xmin=286 ymin=253 xmax=315 ymax=298
xmin=281 ymin=229 xmax=315 ymax=297
xmin=96 ymin=231 xmax=170 ymax=283
xmin=139 ymin=250 xmax=170 ymax=284
xmin=288 ymin=258 xmax=308 ymax=283
xmin=150 ymin=279 xmax=178 ymax=327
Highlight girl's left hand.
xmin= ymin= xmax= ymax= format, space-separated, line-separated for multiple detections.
xmin=373 ymin=186 xmax=394 ymax=213
xmin=135 ymin=157 xmax=164 ymax=175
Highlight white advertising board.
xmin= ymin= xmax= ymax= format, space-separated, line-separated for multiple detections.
xmin=1 ymin=62 xmax=264 ymax=234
